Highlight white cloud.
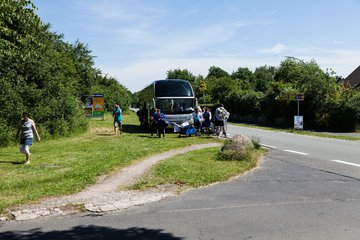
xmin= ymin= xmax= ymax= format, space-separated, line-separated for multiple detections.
xmin=130 ymin=21 xmax=258 ymax=59
xmin=305 ymin=49 xmax=360 ymax=77
xmin=99 ymin=45 xmax=360 ymax=93
xmin=258 ymin=43 xmax=360 ymax=77
xmin=115 ymin=28 xmax=152 ymax=42
xmin=84 ymin=2 xmax=359 ymax=89
xmin=258 ymin=43 xmax=287 ymax=55
xmin=88 ymin=2 xmax=138 ymax=21
xmin=88 ymin=1 xmax=166 ymax=22
xmin=99 ymin=56 xmax=283 ymax=92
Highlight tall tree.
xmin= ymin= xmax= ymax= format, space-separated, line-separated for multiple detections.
xmin=92 ymin=75 xmax=131 ymax=111
xmin=207 ymin=66 xmax=229 ymax=78
xmin=206 ymin=76 xmax=235 ymax=104
xmin=166 ymin=69 xmax=196 ymax=85
xmin=71 ymin=41 xmax=98 ymax=96
xmin=253 ymin=66 xmax=277 ymax=92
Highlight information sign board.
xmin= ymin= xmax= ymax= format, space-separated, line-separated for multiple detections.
xmin=294 ymin=115 xmax=304 ymax=130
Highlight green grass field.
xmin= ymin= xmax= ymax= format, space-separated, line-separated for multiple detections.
xmin=130 ymin=146 xmax=263 ymax=191
xmin=0 ymin=112 xmax=221 ymax=214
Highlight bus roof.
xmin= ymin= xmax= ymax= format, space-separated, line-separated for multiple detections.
xmin=154 ymin=79 xmax=194 ymax=97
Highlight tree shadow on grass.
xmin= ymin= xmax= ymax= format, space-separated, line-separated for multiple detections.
xmin=0 ymin=160 xmax=24 ymax=165
xmin=115 ymin=124 xmax=181 ymax=138
xmin=95 ymin=124 xmax=147 ymax=136
xmin=97 ymin=133 xmax=115 ymax=136
xmin=138 ymin=135 xmax=158 ymax=138
xmin=0 ymin=225 xmax=184 ymax=240
xmin=122 ymin=124 xmax=150 ymax=134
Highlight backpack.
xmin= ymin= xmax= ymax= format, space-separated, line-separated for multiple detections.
xmin=203 ymin=111 xmax=209 ymax=120
xmin=216 ymin=108 xmax=224 ymax=120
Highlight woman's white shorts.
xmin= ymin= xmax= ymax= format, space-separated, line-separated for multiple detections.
xmin=20 ymin=144 xmax=30 ymax=155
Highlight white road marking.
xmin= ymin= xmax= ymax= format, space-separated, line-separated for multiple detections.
xmin=332 ymin=160 xmax=360 ymax=168
xmin=284 ymin=150 xmax=309 ymax=155
xmin=261 ymin=144 xmax=277 ymax=149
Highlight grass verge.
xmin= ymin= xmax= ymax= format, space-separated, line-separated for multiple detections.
xmin=129 ymin=147 xmax=264 ymax=191
xmin=0 ymin=111 xmax=221 ymax=214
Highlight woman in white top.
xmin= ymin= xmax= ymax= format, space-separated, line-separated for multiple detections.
xmin=19 ymin=112 xmax=40 ymax=164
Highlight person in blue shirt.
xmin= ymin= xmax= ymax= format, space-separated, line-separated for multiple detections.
xmin=202 ymin=107 xmax=211 ymax=134
xmin=192 ymin=107 xmax=203 ymax=134
xmin=112 ymin=104 xmax=122 ymax=135
xmin=152 ymin=108 xmax=168 ymax=138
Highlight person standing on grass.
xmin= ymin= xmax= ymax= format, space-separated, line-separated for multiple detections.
xmin=215 ymin=104 xmax=230 ymax=137
xmin=152 ymin=108 xmax=168 ymax=137
xmin=192 ymin=107 xmax=203 ymax=134
xmin=19 ymin=112 xmax=40 ymax=164
xmin=112 ymin=104 xmax=122 ymax=135
xmin=202 ymin=107 xmax=211 ymax=134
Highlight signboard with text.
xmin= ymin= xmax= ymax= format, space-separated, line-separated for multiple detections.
xmin=92 ymin=94 xmax=105 ymax=117
xmin=81 ymin=94 xmax=104 ymax=118
xmin=294 ymin=115 xmax=304 ymax=130
xmin=296 ymin=93 xmax=304 ymax=101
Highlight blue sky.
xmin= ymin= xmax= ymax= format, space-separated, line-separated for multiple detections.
xmin=32 ymin=0 xmax=360 ymax=93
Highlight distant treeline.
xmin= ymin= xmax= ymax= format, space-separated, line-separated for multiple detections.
xmin=158 ymin=61 xmax=360 ymax=131
xmin=0 ymin=0 xmax=131 ymax=147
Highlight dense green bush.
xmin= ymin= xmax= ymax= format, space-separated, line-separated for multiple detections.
xmin=0 ymin=119 xmax=16 ymax=147
xmin=0 ymin=0 xmax=131 ymax=146
xmin=349 ymin=92 xmax=360 ymax=121
xmin=224 ymin=89 xmax=265 ymax=120
xmin=195 ymin=60 xmax=360 ymax=131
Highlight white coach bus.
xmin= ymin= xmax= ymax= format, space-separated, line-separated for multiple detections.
xmin=137 ymin=79 xmax=197 ymax=126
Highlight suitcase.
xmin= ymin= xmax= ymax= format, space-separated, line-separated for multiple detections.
xmin=178 ymin=126 xmax=197 ymax=137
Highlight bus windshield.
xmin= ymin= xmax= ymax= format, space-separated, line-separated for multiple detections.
xmin=155 ymin=81 xmax=194 ymax=97
xmin=155 ymin=99 xmax=195 ymax=114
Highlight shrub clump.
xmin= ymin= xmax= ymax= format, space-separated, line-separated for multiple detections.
xmin=218 ymin=134 xmax=255 ymax=161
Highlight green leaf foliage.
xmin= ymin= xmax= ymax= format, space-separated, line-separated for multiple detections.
xmin=169 ymin=58 xmax=360 ymax=131
xmin=166 ymin=68 xmax=196 ymax=85
xmin=0 ymin=1 xmax=131 ymax=146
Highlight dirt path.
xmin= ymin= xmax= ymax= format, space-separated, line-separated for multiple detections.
xmin=6 ymin=143 xmax=222 ymax=221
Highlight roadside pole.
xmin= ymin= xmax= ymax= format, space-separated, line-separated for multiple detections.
xmin=294 ymin=93 xmax=304 ymax=130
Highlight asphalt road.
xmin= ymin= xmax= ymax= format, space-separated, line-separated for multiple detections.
xmin=227 ymin=125 xmax=360 ymax=179
xmin=1 ymin=125 xmax=360 ymax=240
